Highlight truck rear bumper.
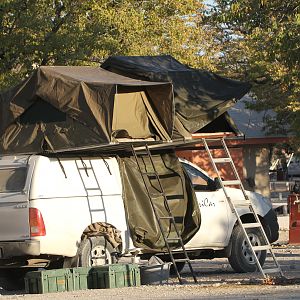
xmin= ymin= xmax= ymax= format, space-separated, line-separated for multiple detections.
xmin=0 ymin=240 xmax=40 ymax=259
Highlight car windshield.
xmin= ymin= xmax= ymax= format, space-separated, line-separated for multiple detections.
xmin=0 ymin=167 xmax=27 ymax=193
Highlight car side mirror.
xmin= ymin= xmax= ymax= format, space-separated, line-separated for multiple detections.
xmin=213 ymin=177 xmax=222 ymax=190
xmin=206 ymin=178 xmax=218 ymax=191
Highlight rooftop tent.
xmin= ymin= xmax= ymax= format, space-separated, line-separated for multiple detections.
xmin=101 ymin=55 xmax=251 ymax=137
xmin=0 ymin=66 xmax=174 ymax=154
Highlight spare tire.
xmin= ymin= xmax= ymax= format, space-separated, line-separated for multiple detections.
xmin=64 ymin=236 xmax=114 ymax=268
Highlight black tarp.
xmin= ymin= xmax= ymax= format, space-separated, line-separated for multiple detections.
xmin=0 ymin=66 xmax=174 ymax=154
xmin=102 ymin=55 xmax=251 ymax=137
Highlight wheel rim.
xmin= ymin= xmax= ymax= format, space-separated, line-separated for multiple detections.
xmin=241 ymin=232 xmax=261 ymax=264
xmin=89 ymin=244 xmax=112 ymax=266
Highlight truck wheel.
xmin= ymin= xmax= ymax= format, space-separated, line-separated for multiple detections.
xmin=228 ymin=225 xmax=266 ymax=273
xmin=64 ymin=236 xmax=114 ymax=267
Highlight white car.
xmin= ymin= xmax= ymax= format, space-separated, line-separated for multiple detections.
xmin=176 ymin=158 xmax=279 ymax=273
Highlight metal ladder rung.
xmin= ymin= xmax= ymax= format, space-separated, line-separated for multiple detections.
xmin=263 ymin=268 xmax=282 ymax=274
xmin=222 ymin=180 xmax=241 ymax=186
xmin=166 ymin=237 xmax=181 ymax=242
xmin=159 ymin=216 xmax=174 ymax=220
xmin=242 ymin=223 xmax=261 ymax=228
xmin=77 ymin=167 xmax=92 ymax=170
xmin=252 ymin=245 xmax=271 ymax=251
xmin=134 ymin=152 xmax=149 ymax=155
xmin=213 ymin=157 xmax=232 ymax=163
xmin=85 ymin=187 xmax=102 ymax=191
xmin=174 ymin=258 xmax=189 ymax=263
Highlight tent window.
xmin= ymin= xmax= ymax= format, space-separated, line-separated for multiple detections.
xmin=19 ymin=99 xmax=66 ymax=125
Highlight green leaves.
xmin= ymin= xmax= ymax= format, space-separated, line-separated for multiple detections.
xmin=207 ymin=0 xmax=300 ymax=144
xmin=0 ymin=0 xmax=212 ymax=89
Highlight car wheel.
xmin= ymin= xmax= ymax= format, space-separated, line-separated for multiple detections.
xmin=228 ymin=225 xmax=266 ymax=273
xmin=64 ymin=236 xmax=114 ymax=268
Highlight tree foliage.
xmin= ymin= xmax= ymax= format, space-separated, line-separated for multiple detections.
xmin=207 ymin=0 xmax=300 ymax=147
xmin=0 ymin=0 xmax=220 ymax=89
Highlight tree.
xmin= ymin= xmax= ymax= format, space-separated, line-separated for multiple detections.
xmin=0 ymin=0 xmax=220 ymax=90
xmin=206 ymin=0 xmax=300 ymax=148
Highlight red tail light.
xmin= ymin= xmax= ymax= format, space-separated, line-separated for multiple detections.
xmin=29 ymin=208 xmax=46 ymax=237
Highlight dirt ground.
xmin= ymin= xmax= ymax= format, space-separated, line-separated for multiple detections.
xmin=0 ymin=243 xmax=300 ymax=299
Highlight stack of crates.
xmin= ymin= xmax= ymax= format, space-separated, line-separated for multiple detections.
xmin=25 ymin=264 xmax=141 ymax=294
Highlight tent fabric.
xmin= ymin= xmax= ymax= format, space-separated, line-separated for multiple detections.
xmin=118 ymin=151 xmax=201 ymax=251
xmin=113 ymin=92 xmax=152 ymax=139
xmin=0 ymin=66 xmax=174 ymax=154
xmin=101 ymin=55 xmax=251 ymax=135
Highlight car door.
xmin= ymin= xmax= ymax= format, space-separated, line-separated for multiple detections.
xmin=182 ymin=162 xmax=230 ymax=248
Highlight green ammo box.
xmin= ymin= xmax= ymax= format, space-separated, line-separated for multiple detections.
xmin=25 ymin=264 xmax=140 ymax=294
xmin=25 ymin=269 xmax=74 ymax=294
xmin=73 ymin=264 xmax=141 ymax=289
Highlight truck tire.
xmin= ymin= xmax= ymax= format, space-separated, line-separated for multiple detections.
xmin=228 ymin=225 xmax=266 ymax=273
xmin=64 ymin=236 xmax=114 ymax=268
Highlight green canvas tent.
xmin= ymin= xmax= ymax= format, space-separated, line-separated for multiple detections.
xmin=102 ymin=55 xmax=251 ymax=138
xmin=0 ymin=66 xmax=174 ymax=154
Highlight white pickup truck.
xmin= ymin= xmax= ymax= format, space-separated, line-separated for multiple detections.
xmin=0 ymin=155 xmax=278 ymax=289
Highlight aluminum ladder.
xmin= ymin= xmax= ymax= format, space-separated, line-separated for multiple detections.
xmin=75 ymin=158 xmax=107 ymax=222
xmin=202 ymin=137 xmax=283 ymax=279
xmin=131 ymin=145 xmax=197 ymax=284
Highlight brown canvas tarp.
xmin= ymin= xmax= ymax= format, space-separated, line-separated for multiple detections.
xmin=0 ymin=66 xmax=174 ymax=154
xmin=118 ymin=151 xmax=200 ymax=251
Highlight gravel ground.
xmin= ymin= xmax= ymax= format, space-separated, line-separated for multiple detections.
xmin=1 ymin=244 xmax=299 ymax=299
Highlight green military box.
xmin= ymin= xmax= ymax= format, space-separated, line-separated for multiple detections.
xmin=25 ymin=268 xmax=74 ymax=294
xmin=73 ymin=264 xmax=141 ymax=289
xmin=25 ymin=264 xmax=140 ymax=294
